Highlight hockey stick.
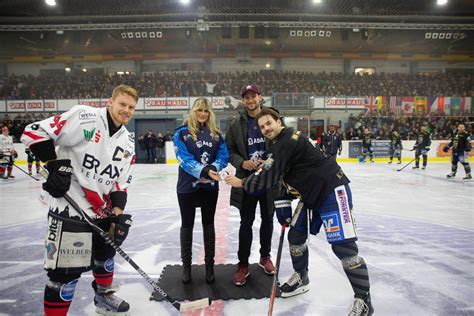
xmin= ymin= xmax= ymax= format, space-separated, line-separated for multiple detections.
xmin=397 ymin=158 xmax=416 ymax=172
xmin=13 ymin=163 xmax=40 ymax=181
xmin=38 ymin=168 xmax=211 ymax=312
xmin=268 ymin=201 xmax=304 ymax=316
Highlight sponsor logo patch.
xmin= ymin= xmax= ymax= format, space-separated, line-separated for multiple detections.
xmin=83 ymin=128 xmax=96 ymax=142
xmin=46 ymin=242 xmax=57 ymax=260
xmin=60 ymin=279 xmax=78 ymax=301
xmin=78 ymin=110 xmax=97 ymax=121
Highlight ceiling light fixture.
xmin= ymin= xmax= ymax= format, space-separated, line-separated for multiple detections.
xmin=45 ymin=0 xmax=56 ymax=6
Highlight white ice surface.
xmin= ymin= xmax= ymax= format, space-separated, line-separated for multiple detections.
xmin=0 ymin=162 xmax=473 ymax=315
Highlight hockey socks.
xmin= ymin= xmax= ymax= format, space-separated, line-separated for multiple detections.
xmin=44 ymin=279 xmax=79 ymax=316
xmin=332 ymin=242 xmax=371 ymax=298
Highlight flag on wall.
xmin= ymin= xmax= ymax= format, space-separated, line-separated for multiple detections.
xmin=428 ymin=96 xmax=438 ymax=113
xmin=389 ymin=96 xmax=396 ymax=112
xmin=443 ymin=97 xmax=451 ymax=114
xmin=364 ymin=96 xmax=375 ymax=111
xmin=450 ymin=97 xmax=464 ymax=114
xmin=376 ymin=96 xmax=387 ymax=111
xmin=402 ymin=96 xmax=414 ymax=113
xmin=414 ymin=96 xmax=427 ymax=113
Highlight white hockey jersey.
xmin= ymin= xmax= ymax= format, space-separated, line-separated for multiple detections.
xmin=0 ymin=134 xmax=14 ymax=153
xmin=21 ymin=105 xmax=135 ymax=219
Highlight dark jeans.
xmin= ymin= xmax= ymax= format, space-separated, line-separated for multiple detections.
xmin=238 ymin=192 xmax=273 ymax=265
xmin=178 ymin=190 xmax=219 ymax=229
xmin=146 ymin=147 xmax=157 ymax=163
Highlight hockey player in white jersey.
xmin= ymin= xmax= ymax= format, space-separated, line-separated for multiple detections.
xmin=21 ymin=85 xmax=138 ymax=316
xmin=0 ymin=125 xmax=17 ymax=179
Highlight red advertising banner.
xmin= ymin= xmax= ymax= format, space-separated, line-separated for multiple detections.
xmin=6 ymin=100 xmax=58 ymax=112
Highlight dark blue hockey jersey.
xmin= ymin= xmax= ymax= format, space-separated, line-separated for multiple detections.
xmin=174 ymin=124 xmax=230 ymax=193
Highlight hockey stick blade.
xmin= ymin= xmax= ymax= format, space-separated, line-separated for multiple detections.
xmin=397 ymin=158 xmax=416 ymax=172
xmin=38 ymin=168 xmax=211 ymax=312
xmin=13 ymin=163 xmax=40 ymax=181
xmin=179 ymin=298 xmax=212 ymax=312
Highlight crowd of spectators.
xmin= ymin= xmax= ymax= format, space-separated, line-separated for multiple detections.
xmin=344 ymin=111 xmax=473 ymax=141
xmin=1 ymin=71 xmax=472 ymax=100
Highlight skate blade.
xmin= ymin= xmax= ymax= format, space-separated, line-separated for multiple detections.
xmin=280 ymin=285 xmax=309 ymax=298
xmin=95 ymin=307 xmax=130 ymax=316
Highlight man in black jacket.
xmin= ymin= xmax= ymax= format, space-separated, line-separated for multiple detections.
xmin=322 ymin=125 xmax=342 ymax=156
xmin=225 ymin=108 xmax=374 ymax=316
xmin=225 ymin=83 xmax=275 ymax=286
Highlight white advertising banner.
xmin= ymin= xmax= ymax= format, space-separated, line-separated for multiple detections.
xmin=6 ymin=99 xmax=58 ymax=112
xmin=324 ymin=97 xmax=365 ymax=109
xmin=144 ymin=97 xmax=189 ymax=110
xmin=0 ymin=100 xmax=5 ymax=112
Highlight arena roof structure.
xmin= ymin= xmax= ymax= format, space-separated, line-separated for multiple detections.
xmin=0 ymin=0 xmax=473 ymax=60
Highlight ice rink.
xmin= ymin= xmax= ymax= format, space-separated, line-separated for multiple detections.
xmin=1 ymin=161 xmax=473 ymax=316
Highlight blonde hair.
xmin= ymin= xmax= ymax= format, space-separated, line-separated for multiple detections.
xmin=111 ymin=84 xmax=139 ymax=102
xmin=185 ymin=97 xmax=221 ymax=141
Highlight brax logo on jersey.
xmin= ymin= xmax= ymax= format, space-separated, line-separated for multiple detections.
xmin=82 ymin=153 xmax=121 ymax=184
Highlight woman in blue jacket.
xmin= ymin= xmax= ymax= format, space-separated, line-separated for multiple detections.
xmin=174 ymin=97 xmax=230 ymax=284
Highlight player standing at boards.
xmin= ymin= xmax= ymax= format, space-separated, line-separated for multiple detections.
xmin=444 ymin=123 xmax=472 ymax=180
xmin=361 ymin=128 xmax=374 ymax=163
xmin=412 ymin=122 xmax=431 ymax=170
xmin=173 ymin=97 xmax=229 ymax=285
xmin=225 ymin=108 xmax=374 ymax=316
xmin=322 ymin=125 xmax=343 ymax=157
xmin=21 ymin=85 xmax=138 ymax=316
xmin=0 ymin=126 xmax=17 ymax=179
xmin=388 ymin=130 xmax=403 ymax=164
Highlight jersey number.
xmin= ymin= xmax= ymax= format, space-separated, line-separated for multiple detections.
xmin=50 ymin=115 xmax=66 ymax=136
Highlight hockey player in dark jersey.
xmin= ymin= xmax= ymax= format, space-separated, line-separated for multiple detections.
xmin=25 ymin=147 xmax=41 ymax=175
xmin=225 ymin=108 xmax=373 ymax=316
xmin=412 ymin=122 xmax=432 ymax=170
xmin=443 ymin=123 xmax=472 ymax=180
xmin=388 ymin=130 xmax=403 ymax=164
xmin=361 ymin=128 xmax=374 ymax=163
xmin=174 ymin=97 xmax=230 ymax=285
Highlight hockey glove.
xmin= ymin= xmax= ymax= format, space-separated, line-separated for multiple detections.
xmin=109 ymin=214 xmax=132 ymax=246
xmin=443 ymin=146 xmax=450 ymax=153
xmin=274 ymin=199 xmax=292 ymax=226
xmin=43 ymin=159 xmax=73 ymax=198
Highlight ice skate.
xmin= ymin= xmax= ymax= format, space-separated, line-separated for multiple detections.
xmin=463 ymin=173 xmax=472 ymax=180
xmin=347 ymin=293 xmax=374 ymax=316
xmin=280 ymin=271 xmax=309 ymax=298
xmin=93 ymin=282 xmax=130 ymax=315
xmin=446 ymin=172 xmax=456 ymax=178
